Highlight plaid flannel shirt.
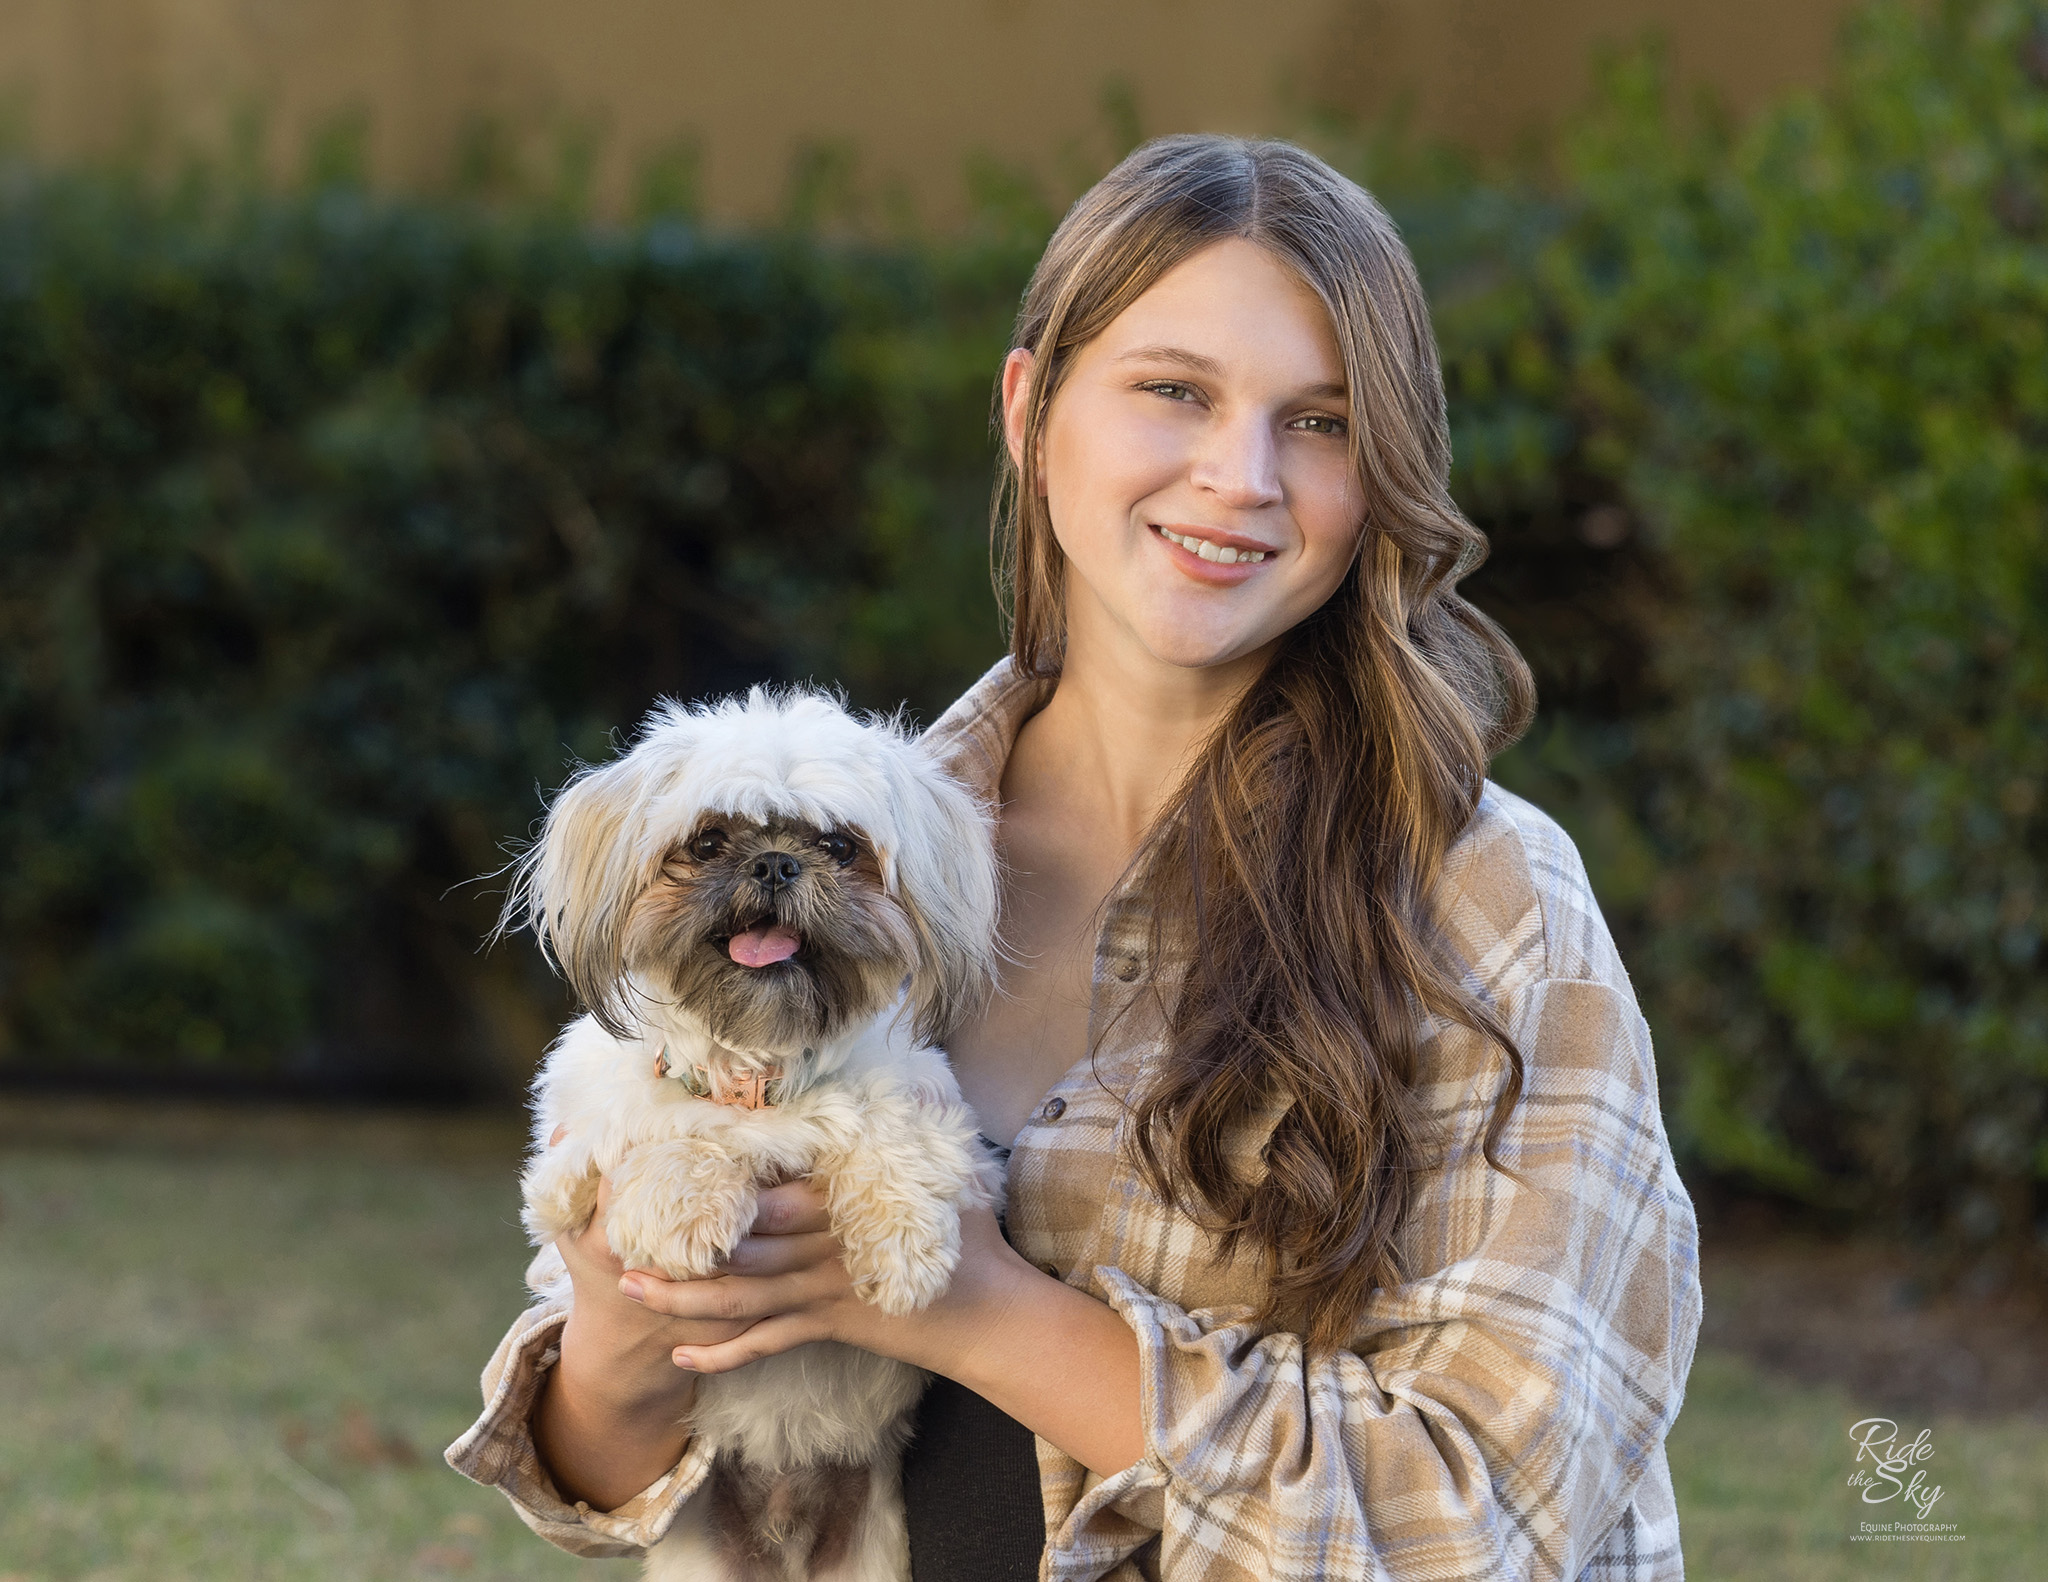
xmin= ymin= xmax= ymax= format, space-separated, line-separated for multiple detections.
xmin=448 ymin=655 xmax=1703 ymax=1580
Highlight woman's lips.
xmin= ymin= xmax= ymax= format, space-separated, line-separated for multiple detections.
xmin=1152 ymin=523 xmax=1274 ymax=582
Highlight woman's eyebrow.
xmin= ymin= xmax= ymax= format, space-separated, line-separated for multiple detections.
xmin=1112 ymin=344 xmax=1348 ymax=402
xmin=1113 ymin=344 xmax=1226 ymax=377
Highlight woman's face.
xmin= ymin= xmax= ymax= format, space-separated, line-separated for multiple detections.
xmin=1003 ymin=237 xmax=1361 ymax=675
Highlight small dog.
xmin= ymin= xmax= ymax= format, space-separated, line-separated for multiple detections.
xmin=505 ymin=688 xmax=1001 ymax=1582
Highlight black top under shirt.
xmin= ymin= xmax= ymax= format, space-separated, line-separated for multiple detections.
xmin=899 ymin=1136 xmax=1045 ymax=1580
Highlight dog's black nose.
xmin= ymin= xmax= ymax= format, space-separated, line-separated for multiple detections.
xmin=752 ymin=852 xmax=802 ymax=890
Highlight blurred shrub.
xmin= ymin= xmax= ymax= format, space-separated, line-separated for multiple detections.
xmin=0 ymin=178 xmax=1002 ymax=1095
xmin=1488 ymin=0 xmax=2048 ymax=1256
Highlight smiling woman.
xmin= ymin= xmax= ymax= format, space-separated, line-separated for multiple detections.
xmin=450 ymin=134 xmax=1701 ymax=1582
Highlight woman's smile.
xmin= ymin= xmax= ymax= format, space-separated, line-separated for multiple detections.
xmin=1150 ymin=522 xmax=1275 ymax=578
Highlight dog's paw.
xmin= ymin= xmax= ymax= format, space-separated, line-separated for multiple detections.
xmin=524 ymin=1243 xmax=573 ymax=1302
xmin=603 ymin=1143 xmax=757 ymax=1280
xmin=521 ymin=1153 xmax=601 ymax=1245
xmin=834 ymin=1198 xmax=962 ymax=1316
xmin=850 ymin=1248 xmax=956 ymax=1317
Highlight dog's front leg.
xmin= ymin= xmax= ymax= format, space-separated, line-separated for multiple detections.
xmin=603 ymin=1138 xmax=762 ymax=1283
xmin=815 ymin=1104 xmax=986 ymax=1318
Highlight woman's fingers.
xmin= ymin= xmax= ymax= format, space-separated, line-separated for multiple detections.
xmin=563 ymin=1174 xmax=833 ymax=1295
xmin=623 ymin=1261 xmax=837 ymax=1325
xmin=671 ymin=1313 xmax=830 ymax=1375
xmin=750 ymin=1179 xmax=832 ymax=1236
xmin=560 ymin=1217 xmax=620 ymax=1273
xmin=716 ymin=1229 xmax=840 ymax=1278
xmin=550 ymin=1169 xmax=843 ymax=1361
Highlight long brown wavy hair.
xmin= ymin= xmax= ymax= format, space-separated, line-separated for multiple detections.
xmin=994 ymin=135 xmax=1538 ymax=1353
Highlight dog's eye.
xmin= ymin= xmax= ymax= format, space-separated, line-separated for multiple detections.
xmin=817 ymin=831 xmax=857 ymax=866
xmin=688 ymin=828 xmax=729 ymax=861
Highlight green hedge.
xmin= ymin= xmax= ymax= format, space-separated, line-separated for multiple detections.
xmin=1478 ymin=0 xmax=2048 ymax=1256
xmin=1 ymin=0 xmax=2042 ymax=1258
xmin=0 ymin=182 xmax=1007 ymax=1095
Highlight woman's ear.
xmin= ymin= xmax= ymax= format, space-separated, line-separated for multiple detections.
xmin=1000 ymin=347 xmax=1036 ymax=477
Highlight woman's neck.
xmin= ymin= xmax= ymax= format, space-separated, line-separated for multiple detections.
xmin=1004 ymin=602 xmax=1271 ymax=855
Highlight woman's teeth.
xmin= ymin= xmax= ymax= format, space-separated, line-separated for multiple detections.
xmin=1158 ymin=527 xmax=1267 ymax=564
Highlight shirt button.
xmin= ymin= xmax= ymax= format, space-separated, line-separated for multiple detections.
xmin=1114 ymin=956 xmax=1141 ymax=982
xmin=1037 ymin=1096 xmax=1066 ymax=1123
xmin=1039 ymin=1262 xmax=1063 ymax=1280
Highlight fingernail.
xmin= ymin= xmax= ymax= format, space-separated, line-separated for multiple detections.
xmin=619 ymin=1277 xmax=645 ymax=1302
xmin=672 ymin=1349 xmax=697 ymax=1371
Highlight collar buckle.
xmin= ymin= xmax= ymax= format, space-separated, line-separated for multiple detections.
xmin=654 ymin=1042 xmax=809 ymax=1109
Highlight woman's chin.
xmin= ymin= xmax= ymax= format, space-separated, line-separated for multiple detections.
xmin=1064 ymin=568 xmax=1302 ymax=676
xmin=1128 ymin=619 xmax=1285 ymax=675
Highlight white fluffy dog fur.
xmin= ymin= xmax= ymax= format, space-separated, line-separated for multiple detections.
xmin=506 ymin=688 xmax=1002 ymax=1582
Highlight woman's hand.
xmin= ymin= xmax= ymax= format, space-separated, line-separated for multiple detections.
xmin=555 ymin=1171 xmax=757 ymax=1375
xmin=617 ymin=1177 xmax=1146 ymax=1477
xmin=620 ymin=1177 xmax=1031 ymax=1378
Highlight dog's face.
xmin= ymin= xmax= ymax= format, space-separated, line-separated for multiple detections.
xmin=506 ymin=688 xmax=998 ymax=1053
xmin=621 ymin=811 xmax=913 ymax=1049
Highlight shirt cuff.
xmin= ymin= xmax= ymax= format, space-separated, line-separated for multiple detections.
xmin=443 ymin=1303 xmax=716 ymax=1558
xmin=1040 ymin=1266 xmax=1241 ymax=1580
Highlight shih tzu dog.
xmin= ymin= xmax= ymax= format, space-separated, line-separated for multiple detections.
xmin=505 ymin=688 xmax=1001 ymax=1582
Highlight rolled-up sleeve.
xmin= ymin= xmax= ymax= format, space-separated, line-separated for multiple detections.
xmin=443 ymin=1302 xmax=716 ymax=1558
xmin=1049 ymin=977 xmax=1702 ymax=1582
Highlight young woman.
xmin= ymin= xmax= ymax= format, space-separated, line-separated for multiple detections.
xmin=449 ymin=135 xmax=1701 ymax=1581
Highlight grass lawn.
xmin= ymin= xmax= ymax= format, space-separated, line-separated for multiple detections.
xmin=0 ymin=1102 xmax=601 ymax=1581
xmin=1 ymin=1099 xmax=2042 ymax=1580
xmin=1669 ymin=1350 xmax=2047 ymax=1579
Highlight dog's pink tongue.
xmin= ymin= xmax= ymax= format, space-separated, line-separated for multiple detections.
xmin=728 ymin=925 xmax=801 ymax=968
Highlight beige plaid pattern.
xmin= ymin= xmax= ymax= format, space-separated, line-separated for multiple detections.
xmin=448 ymin=656 xmax=1702 ymax=1580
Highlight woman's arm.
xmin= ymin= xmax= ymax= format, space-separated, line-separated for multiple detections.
xmin=623 ymin=1181 xmax=1147 ymax=1479
xmin=442 ymin=1172 xmax=826 ymax=1558
xmin=451 ymin=1118 xmax=1142 ymax=1545
xmin=529 ymin=1170 xmax=741 ymax=1509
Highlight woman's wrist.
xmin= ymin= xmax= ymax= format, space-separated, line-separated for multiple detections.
xmin=555 ymin=1301 xmax=699 ymax=1421
xmin=894 ymin=1233 xmax=1039 ymax=1379
xmin=874 ymin=1237 xmax=1147 ymax=1477
xmin=533 ymin=1305 xmax=699 ymax=1511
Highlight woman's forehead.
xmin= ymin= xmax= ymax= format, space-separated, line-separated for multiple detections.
xmin=1087 ymin=239 xmax=1345 ymax=394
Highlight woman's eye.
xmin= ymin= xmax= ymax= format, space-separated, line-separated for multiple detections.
xmin=1140 ymin=380 xmax=1200 ymax=403
xmin=688 ymin=829 xmax=728 ymax=860
xmin=1291 ymin=413 xmax=1348 ymax=437
xmin=818 ymin=832 xmax=856 ymax=865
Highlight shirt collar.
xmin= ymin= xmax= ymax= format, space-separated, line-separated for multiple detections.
xmin=917 ymin=653 xmax=1056 ymax=810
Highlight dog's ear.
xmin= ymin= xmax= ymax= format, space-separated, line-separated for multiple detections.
xmin=500 ymin=747 xmax=662 ymax=1039
xmin=879 ymin=747 xmax=1001 ymax=1046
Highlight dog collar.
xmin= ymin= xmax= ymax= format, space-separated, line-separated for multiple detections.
xmin=652 ymin=1043 xmax=812 ymax=1110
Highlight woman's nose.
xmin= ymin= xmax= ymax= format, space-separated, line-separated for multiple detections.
xmin=752 ymin=852 xmax=802 ymax=890
xmin=1188 ymin=411 xmax=1283 ymax=509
